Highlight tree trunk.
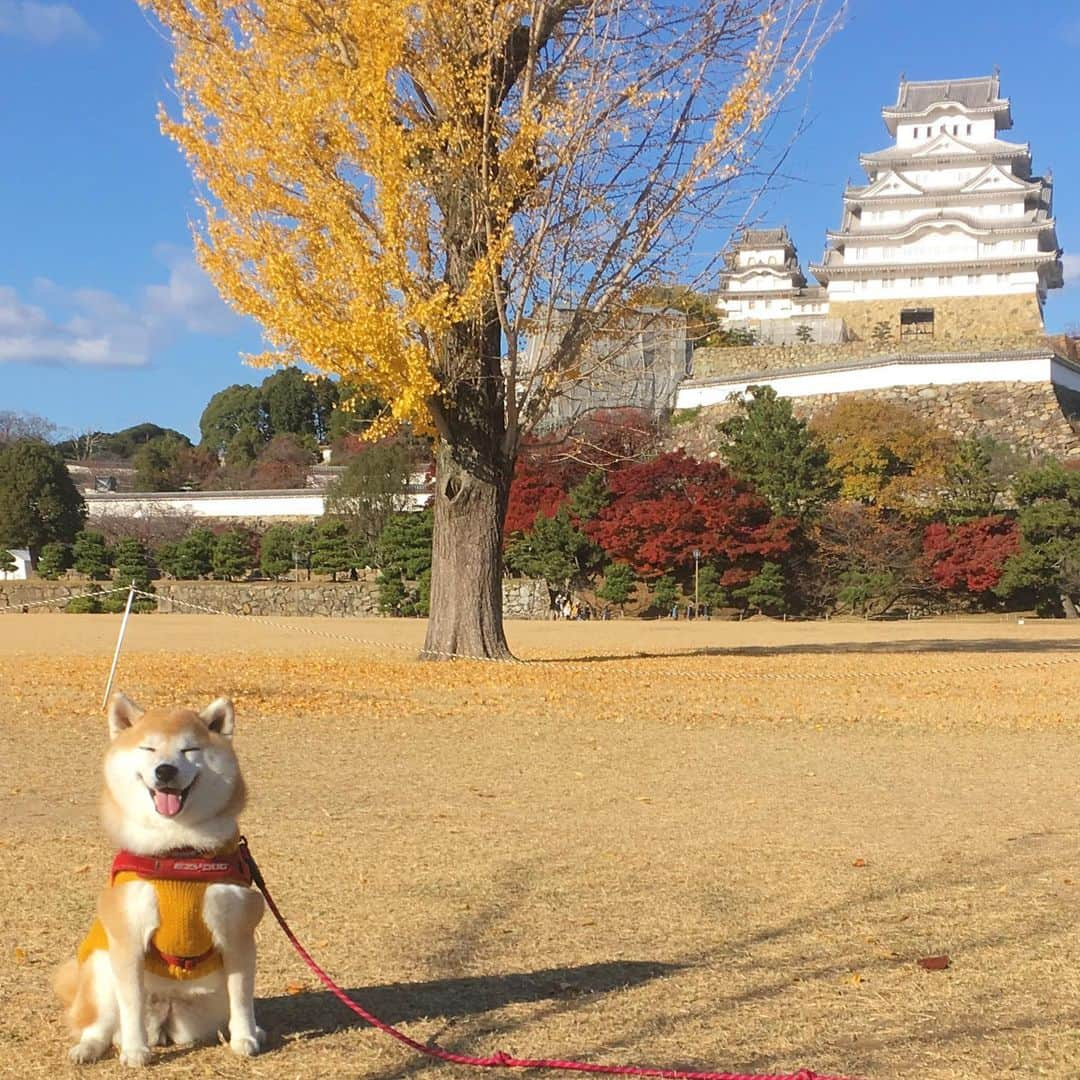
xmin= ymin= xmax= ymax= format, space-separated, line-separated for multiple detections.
xmin=423 ymin=441 xmax=513 ymax=660
xmin=1061 ymin=592 xmax=1079 ymax=620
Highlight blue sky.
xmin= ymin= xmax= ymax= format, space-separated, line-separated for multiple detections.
xmin=3 ymin=0 xmax=1080 ymax=442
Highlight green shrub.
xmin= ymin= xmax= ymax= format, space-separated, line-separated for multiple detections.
xmin=66 ymin=589 xmax=102 ymax=614
xmin=36 ymin=542 xmax=71 ymax=580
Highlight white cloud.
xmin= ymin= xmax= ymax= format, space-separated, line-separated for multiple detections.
xmin=1062 ymin=254 xmax=1080 ymax=286
xmin=0 ymin=250 xmax=243 ymax=368
xmin=0 ymin=1 xmax=96 ymax=44
xmin=143 ymin=244 xmax=238 ymax=336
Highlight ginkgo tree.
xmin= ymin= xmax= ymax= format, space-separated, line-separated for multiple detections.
xmin=140 ymin=0 xmax=840 ymax=658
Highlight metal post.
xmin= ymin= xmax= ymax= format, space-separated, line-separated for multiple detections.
xmin=692 ymin=548 xmax=701 ymax=618
xmin=102 ymin=581 xmax=137 ymax=710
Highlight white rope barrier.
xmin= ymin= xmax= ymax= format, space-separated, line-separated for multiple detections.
xmin=0 ymin=584 xmax=132 ymax=615
xmin=4 ymin=583 xmax=1078 ymax=685
xmin=134 ymin=589 xmax=1080 ymax=683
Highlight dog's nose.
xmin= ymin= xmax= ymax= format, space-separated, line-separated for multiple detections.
xmin=154 ymin=763 xmax=179 ymax=785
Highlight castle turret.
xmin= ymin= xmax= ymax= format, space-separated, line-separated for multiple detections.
xmin=717 ymin=227 xmax=832 ymax=342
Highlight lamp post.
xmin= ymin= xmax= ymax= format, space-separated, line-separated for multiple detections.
xmin=692 ymin=548 xmax=701 ymax=618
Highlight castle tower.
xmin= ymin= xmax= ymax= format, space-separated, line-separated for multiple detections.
xmin=810 ymin=74 xmax=1063 ymax=344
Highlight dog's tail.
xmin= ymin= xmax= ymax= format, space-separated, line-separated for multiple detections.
xmin=53 ymin=957 xmax=79 ymax=1008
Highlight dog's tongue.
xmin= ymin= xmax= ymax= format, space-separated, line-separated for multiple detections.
xmin=154 ymin=790 xmax=182 ymax=817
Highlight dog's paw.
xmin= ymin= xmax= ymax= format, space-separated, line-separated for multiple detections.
xmin=118 ymin=1045 xmax=152 ymax=1068
xmin=229 ymin=1032 xmax=263 ymax=1058
xmin=68 ymin=1040 xmax=107 ymax=1064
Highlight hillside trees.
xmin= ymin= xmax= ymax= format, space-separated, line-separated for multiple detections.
xmin=0 ymin=441 xmax=86 ymax=553
xmin=199 ymin=384 xmax=265 ymax=460
xmin=132 ymin=434 xmax=217 ymax=491
xmin=0 ymin=411 xmax=56 ymax=445
xmin=143 ymin=0 xmax=839 ymax=658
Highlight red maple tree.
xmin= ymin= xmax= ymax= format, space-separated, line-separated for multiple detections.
xmin=583 ymin=450 xmax=795 ymax=580
xmin=922 ymin=515 xmax=1020 ymax=594
xmin=503 ymin=455 xmax=575 ymax=537
xmin=504 ymin=409 xmax=657 ymax=539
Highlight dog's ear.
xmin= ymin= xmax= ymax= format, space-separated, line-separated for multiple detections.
xmin=108 ymin=692 xmax=144 ymax=739
xmin=200 ymin=697 xmax=235 ymax=738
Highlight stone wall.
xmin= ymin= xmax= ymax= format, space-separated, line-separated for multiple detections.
xmin=0 ymin=581 xmax=102 ymax=614
xmin=671 ymin=380 xmax=1080 ymax=462
xmin=692 ymin=329 xmax=1052 ymax=381
xmin=829 ymin=295 xmax=1045 ymax=344
xmin=1 ymin=577 xmax=553 ymax=619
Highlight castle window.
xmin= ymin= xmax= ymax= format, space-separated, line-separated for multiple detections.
xmin=966 ymin=123 xmax=972 ymax=135
xmin=900 ymin=308 xmax=934 ymax=338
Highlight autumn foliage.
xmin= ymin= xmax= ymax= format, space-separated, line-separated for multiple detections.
xmin=504 ymin=457 xmax=576 ymax=538
xmin=583 ymin=451 xmax=795 ymax=581
xmin=811 ymin=399 xmax=957 ymax=512
xmin=923 ymin=516 xmax=1021 ymax=595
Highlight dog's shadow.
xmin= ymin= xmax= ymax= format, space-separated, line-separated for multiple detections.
xmin=258 ymin=960 xmax=681 ymax=1045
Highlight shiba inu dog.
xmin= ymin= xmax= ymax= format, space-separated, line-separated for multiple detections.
xmin=55 ymin=692 xmax=265 ymax=1066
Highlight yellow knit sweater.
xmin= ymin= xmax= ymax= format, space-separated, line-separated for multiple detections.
xmin=78 ymin=858 xmax=239 ymax=981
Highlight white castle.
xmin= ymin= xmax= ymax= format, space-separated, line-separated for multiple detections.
xmin=717 ymin=74 xmax=1063 ymax=345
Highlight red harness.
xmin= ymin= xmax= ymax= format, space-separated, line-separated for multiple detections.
xmin=109 ymin=847 xmax=254 ymax=972
xmin=110 ymin=847 xmax=254 ymax=887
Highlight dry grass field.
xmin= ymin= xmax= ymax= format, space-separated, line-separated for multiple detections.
xmin=2 ymin=613 xmax=1080 ymax=1080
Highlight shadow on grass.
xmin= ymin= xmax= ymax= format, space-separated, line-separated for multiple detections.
xmin=258 ymin=960 xmax=683 ymax=1046
xmin=530 ymin=636 xmax=1080 ymax=665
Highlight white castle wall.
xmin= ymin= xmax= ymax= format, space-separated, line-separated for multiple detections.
xmin=676 ymin=351 xmax=1077 ymax=408
xmin=86 ymin=485 xmax=432 ymax=521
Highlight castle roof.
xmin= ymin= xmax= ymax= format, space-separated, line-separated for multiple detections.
xmin=882 ymin=74 xmax=1012 ymax=133
xmin=860 ymin=134 xmax=1030 ymax=173
xmin=734 ymin=227 xmax=793 ymax=249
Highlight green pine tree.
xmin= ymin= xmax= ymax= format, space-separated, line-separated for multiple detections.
xmin=995 ymin=462 xmax=1080 ymax=618
xmin=695 ymin=564 xmax=726 ymax=613
xmin=311 ymin=520 xmax=353 ymax=581
xmin=36 ymin=542 xmax=71 ymax=579
xmin=260 ymin=524 xmax=296 ymax=579
xmin=717 ymin=385 xmax=837 ymax=522
xmin=105 ymin=538 xmax=155 ymax=612
xmin=291 ymin=523 xmax=317 ymax=580
xmin=375 ymin=509 xmax=433 ymax=613
xmin=212 ymin=529 xmax=254 ymax=581
xmin=734 ymin=561 xmax=787 ymax=615
xmin=504 ymin=507 xmax=600 ymax=588
xmin=72 ymin=531 xmax=111 ymax=580
xmin=565 ymin=470 xmax=609 ymax=522
xmin=651 ymin=574 xmax=678 ymax=616
xmin=595 ymin=562 xmax=636 ymax=613
xmin=169 ymin=528 xmax=216 ymax=579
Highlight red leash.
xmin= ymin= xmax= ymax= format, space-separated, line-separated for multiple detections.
xmin=238 ymin=840 xmax=857 ymax=1080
